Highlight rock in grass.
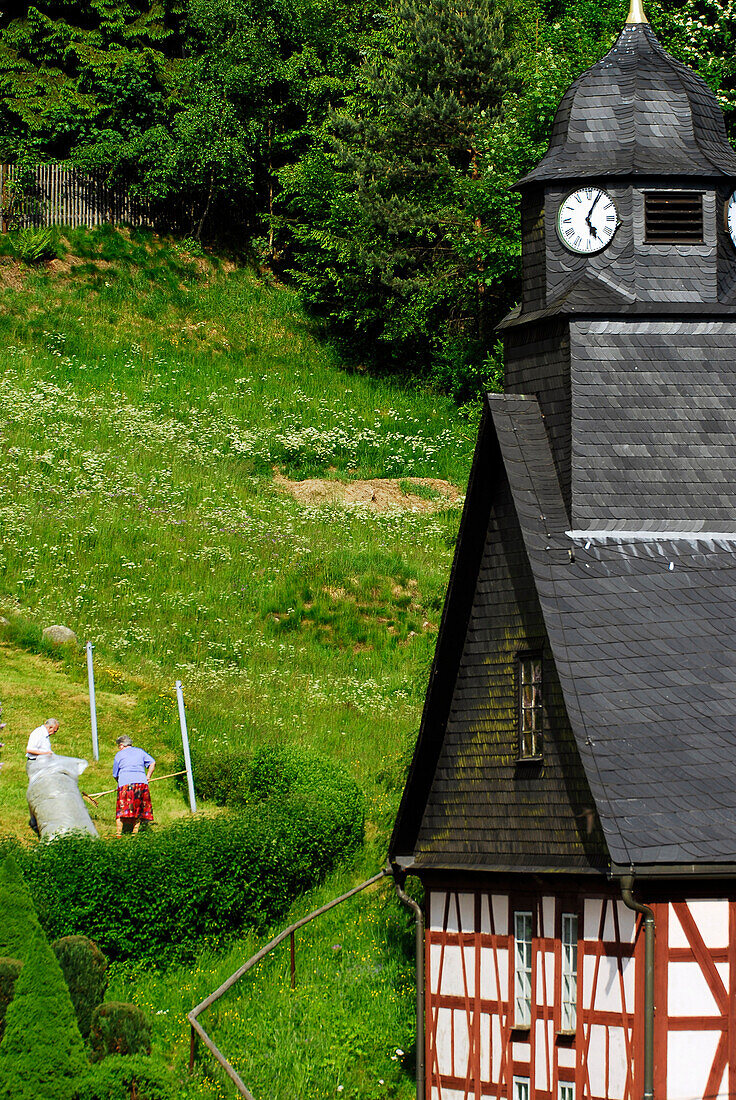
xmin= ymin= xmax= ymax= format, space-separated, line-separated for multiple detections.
xmin=42 ymin=624 xmax=78 ymax=646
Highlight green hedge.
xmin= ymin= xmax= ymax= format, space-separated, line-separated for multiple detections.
xmin=0 ymin=958 xmax=22 ymax=1041
xmin=73 ymin=1055 xmax=175 ymax=1100
xmin=2 ymin=751 xmax=364 ymax=962
xmin=0 ymin=930 xmax=87 ymax=1100
xmin=89 ymin=1001 xmax=151 ymax=1062
xmin=52 ymin=935 xmax=109 ymax=1038
xmin=0 ymin=855 xmax=43 ymax=959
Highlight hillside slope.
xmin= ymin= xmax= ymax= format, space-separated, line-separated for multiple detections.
xmin=0 ymin=227 xmax=475 ymax=838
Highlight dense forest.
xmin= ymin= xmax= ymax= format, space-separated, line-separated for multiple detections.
xmin=1 ymin=0 xmax=734 ymax=392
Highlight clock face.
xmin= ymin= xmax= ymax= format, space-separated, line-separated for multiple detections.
xmin=557 ymin=187 xmax=620 ymax=254
xmin=726 ymin=192 xmax=736 ymax=247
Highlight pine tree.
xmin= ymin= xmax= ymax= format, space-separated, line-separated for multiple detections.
xmin=283 ymin=0 xmax=521 ymax=393
xmin=0 ymin=929 xmax=87 ymax=1100
xmin=0 ymin=855 xmax=43 ymax=961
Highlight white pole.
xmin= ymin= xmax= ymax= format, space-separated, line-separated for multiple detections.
xmin=175 ymin=680 xmax=197 ymax=814
xmin=86 ymin=642 xmax=99 ymax=762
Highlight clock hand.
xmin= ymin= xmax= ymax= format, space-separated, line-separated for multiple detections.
xmin=585 ymin=191 xmax=602 ymax=235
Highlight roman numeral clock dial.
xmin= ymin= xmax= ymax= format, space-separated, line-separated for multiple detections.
xmin=556 ymin=187 xmax=620 ymax=254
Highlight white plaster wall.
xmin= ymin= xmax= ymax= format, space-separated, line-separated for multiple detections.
xmin=444 ymin=892 xmax=475 ymax=933
xmin=542 ymin=896 xmax=555 ymax=938
xmin=587 ymin=955 xmax=635 ymax=1013
xmin=492 ymin=894 xmax=508 ymax=936
xmin=584 ymin=898 xmax=603 ymax=939
xmin=558 ymin=1047 xmax=576 ymax=1069
xmin=667 ymin=1031 xmax=721 ymax=1100
xmin=669 ymin=899 xmax=729 ymax=949
xmin=603 ymin=901 xmax=636 ymax=944
xmin=607 ymin=1026 xmax=629 ymax=1100
xmin=432 ymin=1088 xmax=470 ymax=1100
xmin=534 ymin=1019 xmax=554 ymax=1091
xmin=585 ymin=1024 xmax=607 ymax=1099
xmin=668 ymin=960 xmax=720 ymax=1017
xmin=491 ymin=1016 xmax=503 ymax=1084
xmin=453 ymin=1007 xmax=470 ymax=1076
xmin=434 ymin=1006 xmax=453 ymax=1076
xmin=513 ymin=1041 xmax=531 ymax=1062
xmin=479 ymin=943 xmax=509 ymax=1001
xmin=429 ymin=891 xmax=448 ymax=929
xmin=479 ymin=1012 xmax=491 ymax=1082
xmin=536 ymin=950 xmax=555 ymax=1005
xmin=685 ymin=899 xmax=729 ymax=948
xmin=430 ymin=943 xmax=475 ymax=998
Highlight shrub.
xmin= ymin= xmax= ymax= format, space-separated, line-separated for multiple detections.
xmin=52 ymin=935 xmax=109 ymax=1037
xmin=188 ymin=748 xmax=245 ymax=805
xmin=0 ymin=958 xmax=22 ymax=1041
xmin=13 ymin=226 xmax=58 ymax=263
xmin=2 ymin=746 xmax=364 ymax=962
xmin=74 ymin=1055 xmax=175 ymax=1100
xmin=89 ymin=1002 xmax=152 ymax=1062
xmin=0 ymin=855 xmax=43 ymax=959
xmin=0 ymin=930 xmax=87 ymax=1100
xmin=2 ymin=756 xmax=364 ymax=961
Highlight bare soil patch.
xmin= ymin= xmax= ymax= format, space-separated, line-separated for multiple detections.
xmin=273 ymin=470 xmax=462 ymax=512
xmin=0 ymin=259 xmax=25 ymax=290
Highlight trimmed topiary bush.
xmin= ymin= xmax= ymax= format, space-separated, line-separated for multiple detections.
xmin=187 ymin=748 xmax=245 ymax=805
xmin=0 ymin=929 xmax=87 ymax=1100
xmin=0 ymin=958 xmax=22 ymax=1041
xmin=0 ymin=855 xmax=43 ymax=959
xmin=74 ymin=1055 xmax=175 ymax=1100
xmin=52 ymin=935 xmax=109 ymax=1037
xmin=89 ymin=1002 xmax=152 ymax=1062
xmin=1 ymin=747 xmax=364 ymax=963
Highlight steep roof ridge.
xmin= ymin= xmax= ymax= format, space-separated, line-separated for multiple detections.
xmin=488 ymin=395 xmax=629 ymax=864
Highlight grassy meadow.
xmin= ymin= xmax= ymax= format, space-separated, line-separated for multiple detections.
xmin=0 ymin=227 xmax=472 ymax=1097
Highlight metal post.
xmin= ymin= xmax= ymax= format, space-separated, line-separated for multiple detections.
xmin=290 ymin=931 xmax=296 ymax=989
xmin=86 ymin=642 xmax=99 ymax=761
xmin=175 ymin=680 xmax=197 ymax=814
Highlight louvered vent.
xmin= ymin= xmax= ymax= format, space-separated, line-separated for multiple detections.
xmin=644 ymin=192 xmax=703 ymax=243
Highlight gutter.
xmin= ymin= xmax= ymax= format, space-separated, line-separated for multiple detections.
xmin=391 ymin=865 xmax=425 ymax=1100
xmin=620 ymin=875 xmax=655 ymax=1100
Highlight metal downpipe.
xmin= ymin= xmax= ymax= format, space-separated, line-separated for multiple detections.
xmin=391 ymin=868 xmax=425 ymax=1100
xmin=620 ymin=874 xmax=655 ymax=1100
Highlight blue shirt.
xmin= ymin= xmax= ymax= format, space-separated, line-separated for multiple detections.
xmin=113 ymin=746 xmax=155 ymax=788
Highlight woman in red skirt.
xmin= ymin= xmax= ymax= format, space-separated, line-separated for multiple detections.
xmin=113 ymin=735 xmax=155 ymax=836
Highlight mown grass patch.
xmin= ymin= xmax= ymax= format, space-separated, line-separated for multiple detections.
xmin=0 ymin=227 xmax=474 ymax=832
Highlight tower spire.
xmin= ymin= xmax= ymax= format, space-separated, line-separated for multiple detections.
xmin=625 ymin=0 xmax=648 ymax=23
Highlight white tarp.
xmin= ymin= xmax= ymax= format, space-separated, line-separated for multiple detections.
xmin=27 ymin=754 xmax=98 ymax=839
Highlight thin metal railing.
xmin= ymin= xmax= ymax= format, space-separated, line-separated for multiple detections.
xmin=187 ymin=868 xmax=390 ymax=1099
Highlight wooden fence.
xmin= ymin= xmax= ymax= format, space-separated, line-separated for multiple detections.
xmin=0 ymin=163 xmax=152 ymax=231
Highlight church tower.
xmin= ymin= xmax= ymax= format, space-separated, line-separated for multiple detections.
xmin=391 ymin=5 xmax=736 ymax=1099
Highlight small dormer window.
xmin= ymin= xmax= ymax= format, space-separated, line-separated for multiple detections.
xmin=644 ymin=191 xmax=703 ymax=243
xmin=518 ymin=653 xmax=543 ymax=760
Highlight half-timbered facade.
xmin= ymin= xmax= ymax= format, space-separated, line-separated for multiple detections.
xmin=390 ymin=3 xmax=736 ymax=1097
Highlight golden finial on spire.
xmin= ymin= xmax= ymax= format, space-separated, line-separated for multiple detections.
xmin=625 ymin=0 xmax=649 ymax=23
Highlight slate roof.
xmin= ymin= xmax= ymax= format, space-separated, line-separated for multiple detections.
xmin=571 ymin=319 xmax=736 ymax=530
xmin=490 ymin=394 xmax=736 ymax=869
xmin=520 ymin=22 xmax=736 ymax=186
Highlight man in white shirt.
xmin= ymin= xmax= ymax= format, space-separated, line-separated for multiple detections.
xmin=26 ymin=718 xmax=59 ymax=760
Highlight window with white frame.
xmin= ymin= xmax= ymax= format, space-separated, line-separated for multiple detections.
xmin=561 ymin=912 xmax=578 ymax=1032
xmin=514 ymin=911 xmax=533 ymax=1027
xmin=559 ymin=1083 xmax=575 ymax=1100
xmin=514 ymin=1078 xmax=530 ymax=1100
xmin=518 ymin=654 xmax=543 ymax=759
